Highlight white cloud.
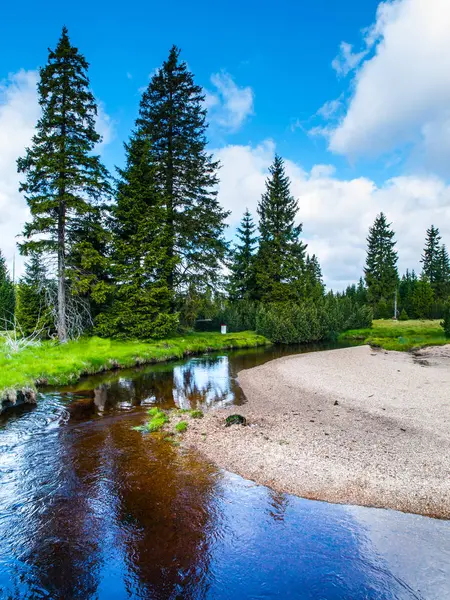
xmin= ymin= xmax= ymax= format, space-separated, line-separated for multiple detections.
xmin=206 ymin=72 xmax=254 ymax=132
xmin=215 ymin=140 xmax=450 ymax=290
xmin=0 ymin=70 xmax=39 ymax=279
xmin=331 ymin=42 xmax=368 ymax=77
xmin=324 ymin=0 xmax=450 ymax=170
xmin=0 ymin=70 xmax=113 ymax=279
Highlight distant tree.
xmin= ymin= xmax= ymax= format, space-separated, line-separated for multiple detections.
xmin=356 ymin=277 xmax=368 ymax=305
xmin=435 ymin=244 xmax=450 ymax=300
xmin=399 ymin=269 xmax=417 ymax=318
xmin=441 ymin=303 xmax=450 ymax=338
xmin=304 ymin=254 xmax=324 ymax=300
xmin=228 ymin=209 xmax=258 ymax=300
xmin=412 ymin=279 xmax=434 ymax=319
xmin=96 ymin=137 xmax=178 ymax=339
xmin=398 ymin=308 xmax=409 ymax=321
xmin=17 ymin=27 xmax=110 ymax=341
xmin=16 ymin=254 xmax=54 ymax=336
xmin=254 ymin=155 xmax=307 ymax=302
xmin=136 ymin=45 xmax=229 ymax=304
xmin=0 ymin=250 xmax=15 ymax=328
xmin=421 ymin=225 xmax=441 ymax=288
xmin=364 ymin=213 xmax=398 ymax=312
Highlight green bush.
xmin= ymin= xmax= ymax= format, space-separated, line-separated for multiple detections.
xmin=398 ymin=308 xmax=409 ymax=321
xmin=441 ymin=304 xmax=450 ymax=338
xmin=175 ymin=420 xmax=188 ymax=433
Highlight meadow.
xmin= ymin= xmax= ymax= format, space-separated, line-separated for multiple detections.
xmin=339 ymin=319 xmax=447 ymax=351
xmin=0 ymin=331 xmax=269 ymax=398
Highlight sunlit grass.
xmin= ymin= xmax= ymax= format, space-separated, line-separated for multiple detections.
xmin=0 ymin=331 xmax=270 ymax=398
xmin=339 ymin=319 xmax=446 ymax=351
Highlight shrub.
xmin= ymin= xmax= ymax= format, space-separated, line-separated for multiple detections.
xmin=189 ymin=409 xmax=204 ymax=419
xmin=175 ymin=420 xmax=188 ymax=433
xmin=398 ymin=308 xmax=409 ymax=321
xmin=441 ymin=304 xmax=450 ymax=338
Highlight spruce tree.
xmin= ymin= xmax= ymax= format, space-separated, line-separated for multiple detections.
xmin=364 ymin=213 xmax=398 ymax=312
xmin=136 ymin=46 xmax=229 ymax=303
xmin=304 ymin=254 xmax=324 ymax=300
xmin=435 ymin=245 xmax=450 ymax=301
xmin=254 ymin=155 xmax=306 ymax=302
xmin=228 ymin=209 xmax=258 ymax=300
xmin=421 ymin=225 xmax=441 ymax=287
xmin=17 ymin=27 xmax=110 ymax=341
xmin=16 ymin=254 xmax=54 ymax=336
xmin=412 ymin=279 xmax=434 ymax=319
xmin=0 ymin=250 xmax=15 ymax=328
xmin=96 ymin=137 xmax=178 ymax=339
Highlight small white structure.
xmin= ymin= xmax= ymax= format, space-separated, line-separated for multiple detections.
xmin=221 ymin=324 xmax=227 ymax=334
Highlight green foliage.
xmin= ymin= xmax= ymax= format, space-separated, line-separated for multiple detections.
xmin=421 ymin=225 xmax=441 ymax=286
xmin=17 ymin=27 xmax=111 ymax=341
xmin=146 ymin=409 xmax=169 ymax=432
xmin=213 ymin=300 xmax=259 ymax=332
xmin=0 ymin=250 xmax=15 ymax=328
xmin=254 ymin=155 xmax=307 ymax=302
xmin=136 ymin=45 xmax=229 ymax=298
xmin=0 ymin=331 xmax=269 ymax=398
xmin=95 ymin=137 xmax=178 ymax=339
xmin=412 ymin=279 xmax=434 ymax=319
xmin=228 ymin=209 xmax=258 ymax=300
xmin=189 ymin=409 xmax=204 ymax=419
xmin=441 ymin=304 xmax=450 ymax=338
xmin=398 ymin=308 xmax=409 ymax=321
xmin=340 ymin=319 xmax=446 ymax=351
xmin=364 ymin=213 xmax=398 ymax=312
xmin=175 ymin=420 xmax=188 ymax=433
xmin=15 ymin=254 xmax=54 ymax=337
xmin=255 ymin=296 xmax=372 ymax=344
xmin=225 ymin=414 xmax=246 ymax=426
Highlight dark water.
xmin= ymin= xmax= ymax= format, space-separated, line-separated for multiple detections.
xmin=1 ymin=344 xmax=449 ymax=599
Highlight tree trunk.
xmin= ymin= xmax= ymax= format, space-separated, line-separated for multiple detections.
xmin=57 ymin=201 xmax=67 ymax=342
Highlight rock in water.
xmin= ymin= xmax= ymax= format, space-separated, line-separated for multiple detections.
xmin=225 ymin=414 xmax=247 ymax=427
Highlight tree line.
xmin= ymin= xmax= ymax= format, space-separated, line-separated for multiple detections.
xmin=0 ymin=27 xmax=446 ymax=344
xmin=343 ymin=214 xmax=450 ymax=320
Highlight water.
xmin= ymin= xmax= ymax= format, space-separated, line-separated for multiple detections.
xmin=0 ymin=344 xmax=449 ymax=599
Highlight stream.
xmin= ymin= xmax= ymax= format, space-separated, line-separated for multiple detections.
xmin=0 ymin=343 xmax=449 ymax=599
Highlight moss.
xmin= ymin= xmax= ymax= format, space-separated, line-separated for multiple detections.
xmin=189 ymin=409 xmax=204 ymax=419
xmin=175 ymin=420 xmax=188 ymax=433
xmin=0 ymin=331 xmax=270 ymax=400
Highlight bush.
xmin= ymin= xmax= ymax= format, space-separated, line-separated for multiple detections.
xmin=398 ymin=308 xmax=409 ymax=321
xmin=175 ymin=420 xmax=188 ymax=433
xmin=441 ymin=304 xmax=450 ymax=338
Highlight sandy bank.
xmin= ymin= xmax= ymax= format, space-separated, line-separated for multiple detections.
xmin=184 ymin=345 xmax=450 ymax=518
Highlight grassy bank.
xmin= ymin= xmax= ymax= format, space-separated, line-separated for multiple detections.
xmin=339 ymin=319 xmax=447 ymax=351
xmin=0 ymin=331 xmax=270 ymax=399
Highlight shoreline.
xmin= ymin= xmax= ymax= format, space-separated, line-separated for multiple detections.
xmin=184 ymin=345 xmax=450 ymax=519
xmin=0 ymin=332 xmax=270 ymax=413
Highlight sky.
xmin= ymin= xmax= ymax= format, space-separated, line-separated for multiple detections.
xmin=2 ymin=0 xmax=450 ymax=290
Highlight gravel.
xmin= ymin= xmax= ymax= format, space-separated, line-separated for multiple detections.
xmin=183 ymin=345 xmax=450 ymax=518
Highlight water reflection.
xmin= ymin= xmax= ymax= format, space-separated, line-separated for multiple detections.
xmin=0 ymin=343 xmax=449 ymax=598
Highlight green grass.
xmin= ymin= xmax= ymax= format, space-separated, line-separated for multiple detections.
xmin=175 ymin=420 xmax=188 ymax=433
xmin=339 ymin=319 xmax=447 ymax=351
xmin=0 ymin=331 xmax=270 ymax=399
xmin=189 ymin=409 xmax=204 ymax=419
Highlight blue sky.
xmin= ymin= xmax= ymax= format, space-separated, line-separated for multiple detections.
xmin=2 ymin=0 xmax=450 ymax=289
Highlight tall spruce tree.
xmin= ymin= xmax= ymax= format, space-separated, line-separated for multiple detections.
xmin=436 ymin=245 xmax=450 ymax=300
xmin=364 ymin=212 xmax=398 ymax=311
xmin=135 ymin=46 xmax=229 ymax=304
xmin=228 ymin=209 xmax=258 ymax=300
xmin=304 ymin=254 xmax=324 ymax=300
xmin=0 ymin=250 xmax=15 ymax=328
xmin=96 ymin=137 xmax=178 ymax=339
xmin=16 ymin=254 xmax=54 ymax=336
xmin=254 ymin=155 xmax=306 ymax=302
xmin=17 ymin=27 xmax=110 ymax=341
xmin=421 ymin=225 xmax=441 ymax=288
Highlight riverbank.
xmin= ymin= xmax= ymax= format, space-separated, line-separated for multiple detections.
xmin=184 ymin=344 xmax=450 ymax=518
xmin=0 ymin=331 xmax=269 ymax=410
xmin=339 ymin=318 xmax=446 ymax=351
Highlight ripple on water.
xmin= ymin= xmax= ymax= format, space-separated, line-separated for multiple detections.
xmin=0 ymin=347 xmax=449 ymax=599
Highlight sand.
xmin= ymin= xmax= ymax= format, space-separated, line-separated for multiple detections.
xmin=183 ymin=345 xmax=450 ymax=518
